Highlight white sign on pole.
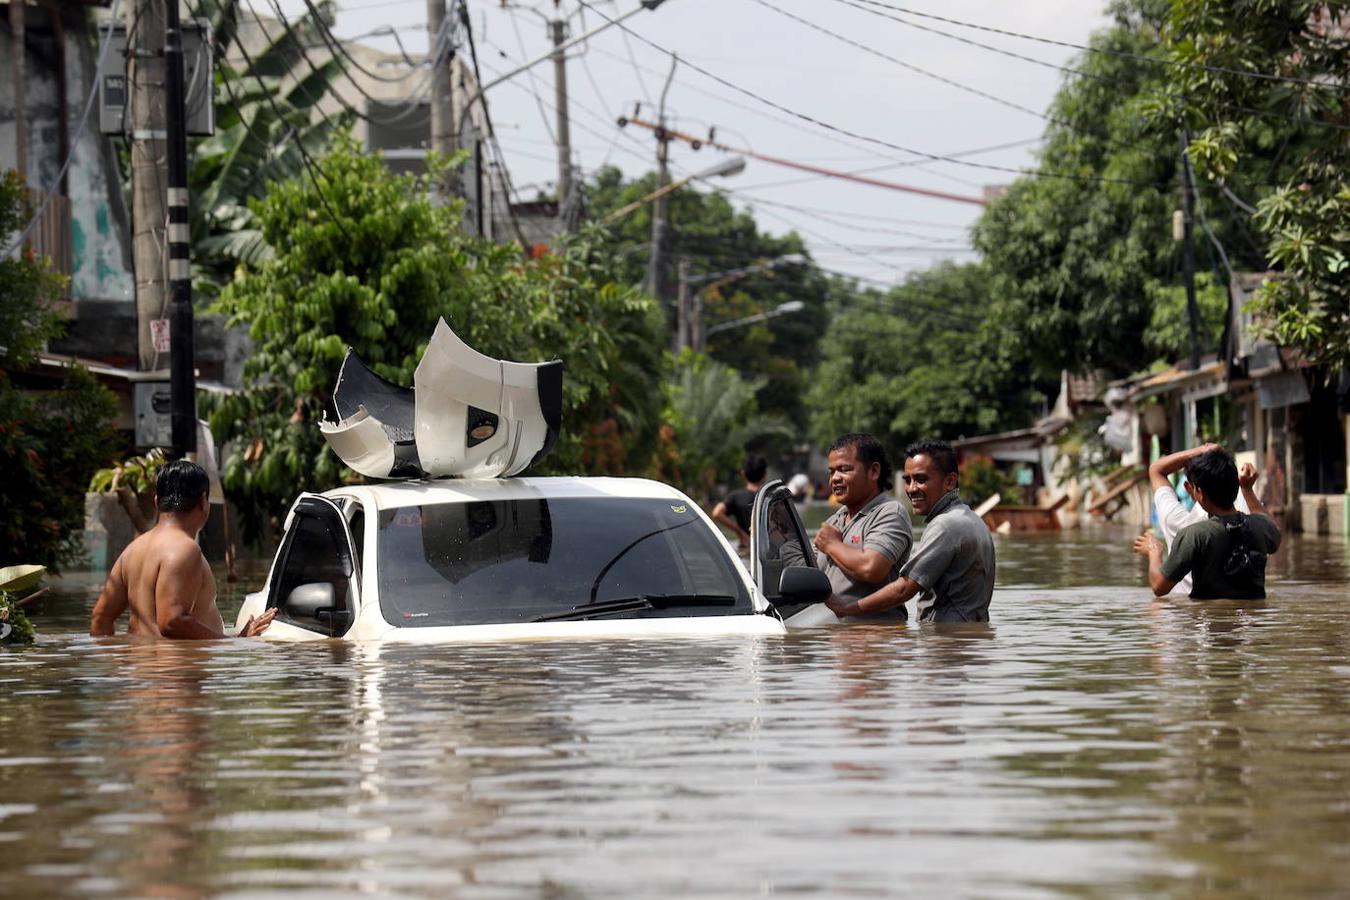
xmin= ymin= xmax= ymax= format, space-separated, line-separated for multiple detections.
xmin=151 ymin=318 xmax=171 ymax=354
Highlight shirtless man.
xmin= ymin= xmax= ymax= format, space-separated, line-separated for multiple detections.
xmin=90 ymin=459 xmax=275 ymax=639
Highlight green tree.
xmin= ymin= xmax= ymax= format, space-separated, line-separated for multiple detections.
xmin=208 ymin=135 xmax=664 ymax=535
xmin=973 ymin=0 xmax=1267 ymax=377
xmin=1145 ymin=272 xmax=1229 ymax=362
xmin=1159 ymin=0 xmax=1350 ymax=369
xmin=806 ymin=262 xmax=1049 ymax=450
xmin=651 ymin=351 xmax=792 ymax=503
xmin=0 ymin=172 xmax=121 ymax=569
xmin=583 ymin=166 xmax=834 ymax=431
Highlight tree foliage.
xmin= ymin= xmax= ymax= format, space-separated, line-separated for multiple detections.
xmin=1159 ymin=0 xmax=1350 ymax=369
xmin=208 ymin=135 xmax=664 ymax=535
xmin=0 ymin=172 xmax=121 ymax=570
xmin=973 ymin=0 xmax=1272 ymax=377
xmin=649 ymin=351 xmax=792 ymax=503
xmin=807 ymin=263 xmax=1049 ymax=451
xmin=583 ymin=166 xmax=835 ymax=431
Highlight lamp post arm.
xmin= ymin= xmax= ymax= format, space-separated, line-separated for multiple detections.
xmin=601 ymin=172 xmax=694 ymax=224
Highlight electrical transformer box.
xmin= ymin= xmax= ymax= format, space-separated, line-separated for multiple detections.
xmin=99 ymin=20 xmax=215 ymax=136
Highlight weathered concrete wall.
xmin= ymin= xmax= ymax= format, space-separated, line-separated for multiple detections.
xmin=1 ymin=6 xmax=134 ymax=303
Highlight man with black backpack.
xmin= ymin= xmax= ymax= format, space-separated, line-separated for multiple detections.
xmin=1134 ymin=448 xmax=1282 ymax=599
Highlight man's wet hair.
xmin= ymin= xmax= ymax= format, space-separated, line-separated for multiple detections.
xmin=743 ymin=454 xmax=768 ymax=484
xmin=829 ymin=432 xmax=893 ymax=490
xmin=904 ymin=439 xmax=959 ymax=479
xmin=1185 ymin=447 xmax=1239 ymax=507
xmin=156 ymin=459 xmax=210 ymax=513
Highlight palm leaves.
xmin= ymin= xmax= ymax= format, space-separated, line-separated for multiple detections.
xmin=190 ymin=0 xmax=350 ymax=292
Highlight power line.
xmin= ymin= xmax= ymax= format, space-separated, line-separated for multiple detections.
xmin=460 ymin=2 xmax=530 ymax=245
xmin=733 ymin=137 xmax=1040 ymax=192
xmin=834 ymin=0 xmax=1350 ymax=134
xmin=844 ymin=0 xmax=1350 ymax=94
xmin=749 ymin=0 xmax=1081 ymax=133
xmin=505 ymin=4 xmax=559 ymax=145
xmin=295 ymin=0 xmax=434 ymax=83
xmin=226 ymin=4 xmax=354 ymax=240
xmin=575 ymin=1 xmax=1170 ymax=190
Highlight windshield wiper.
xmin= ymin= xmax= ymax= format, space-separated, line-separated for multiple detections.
xmin=531 ymin=594 xmax=738 ymax=623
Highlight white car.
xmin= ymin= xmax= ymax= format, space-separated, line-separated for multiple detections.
xmin=236 ymin=476 xmax=832 ymax=642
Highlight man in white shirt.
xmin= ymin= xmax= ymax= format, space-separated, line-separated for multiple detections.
xmin=1148 ymin=443 xmax=1261 ymax=596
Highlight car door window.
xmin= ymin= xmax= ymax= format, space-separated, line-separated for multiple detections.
xmin=270 ymin=504 xmax=356 ymax=635
xmin=752 ymin=482 xmax=817 ymax=601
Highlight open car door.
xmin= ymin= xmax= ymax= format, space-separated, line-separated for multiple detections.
xmin=264 ymin=495 xmax=361 ymax=640
xmin=749 ymin=480 xmax=830 ymax=621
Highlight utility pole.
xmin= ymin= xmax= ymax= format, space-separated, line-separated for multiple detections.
xmin=128 ymin=0 xmax=167 ymax=372
xmin=550 ymin=12 xmax=572 ymax=210
xmin=1179 ymin=132 xmax=1201 ymax=371
xmin=674 ymin=258 xmax=690 ymax=353
xmin=165 ymin=0 xmax=195 ymax=456
xmin=9 ymin=0 xmax=26 ymax=184
xmin=645 ymin=54 xmax=677 ymax=305
xmin=428 ymin=0 xmax=454 ymax=186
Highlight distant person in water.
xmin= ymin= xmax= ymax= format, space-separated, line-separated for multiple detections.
xmin=91 ymin=460 xmax=275 ymax=639
xmin=1147 ymin=442 xmax=1254 ymax=597
xmin=1135 ymin=447 xmax=1280 ymax=599
xmin=827 ymin=439 xmax=995 ymax=623
xmin=813 ymin=433 xmax=912 ymax=620
xmin=712 ymin=454 xmax=767 ymax=551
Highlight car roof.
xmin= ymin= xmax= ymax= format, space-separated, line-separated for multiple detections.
xmin=325 ymin=476 xmax=694 ymax=510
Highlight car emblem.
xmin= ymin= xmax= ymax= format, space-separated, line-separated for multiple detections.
xmin=670 ymin=504 xmax=687 ymax=513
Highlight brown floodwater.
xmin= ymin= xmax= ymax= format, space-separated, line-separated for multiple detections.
xmin=3 ymin=526 xmax=1349 ymax=897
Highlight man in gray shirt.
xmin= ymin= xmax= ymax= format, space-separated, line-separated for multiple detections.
xmin=826 ymin=439 xmax=995 ymax=623
xmin=813 ymin=433 xmax=913 ymax=619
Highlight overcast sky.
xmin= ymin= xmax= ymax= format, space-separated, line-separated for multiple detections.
xmin=269 ymin=0 xmax=1113 ymax=285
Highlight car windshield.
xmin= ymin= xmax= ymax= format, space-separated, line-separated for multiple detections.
xmin=376 ymin=497 xmax=752 ymax=626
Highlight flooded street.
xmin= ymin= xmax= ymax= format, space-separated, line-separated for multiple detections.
xmin=4 ymin=527 xmax=1350 ymax=897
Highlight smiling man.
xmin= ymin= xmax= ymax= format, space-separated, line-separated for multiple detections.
xmin=812 ymin=433 xmax=912 ymax=619
xmin=826 ymin=439 xmax=995 ymax=623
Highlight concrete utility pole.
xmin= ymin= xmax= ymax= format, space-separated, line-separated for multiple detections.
xmin=128 ymin=0 xmax=167 ymax=372
xmin=550 ymin=12 xmax=572 ymax=208
xmin=164 ymin=0 xmax=196 ymax=456
xmin=674 ymin=258 xmax=691 ymax=353
xmin=1179 ymin=132 xmax=1202 ymax=371
xmin=645 ymin=54 xmax=677 ymax=304
xmin=9 ymin=0 xmax=26 ymax=183
xmin=428 ymin=0 xmax=454 ymax=176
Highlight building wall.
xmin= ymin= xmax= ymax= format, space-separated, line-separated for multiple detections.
xmin=1 ymin=4 xmax=134 ymax=303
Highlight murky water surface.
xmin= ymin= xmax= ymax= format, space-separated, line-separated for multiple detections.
xmin=4 ymin=527 xmax=1350 ymax=897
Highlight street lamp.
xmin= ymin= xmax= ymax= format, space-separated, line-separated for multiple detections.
xmin=703 ymin=300 xmax=807 ymax=343
xmin=678 ymin=254 xmax=807 ymax=352
xmin=601 ymin=155 xmax=748 ymax=225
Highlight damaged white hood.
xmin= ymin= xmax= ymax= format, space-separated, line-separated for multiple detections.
xmin=319 ymin=318 xmax=563 ymax=479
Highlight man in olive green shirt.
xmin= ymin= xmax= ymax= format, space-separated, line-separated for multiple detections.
xmin=1134 ymin=447 xmax=1281 ymax=599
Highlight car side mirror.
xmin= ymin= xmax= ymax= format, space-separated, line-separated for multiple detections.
xmin=777 ymin=566 xmax=831 ymax=606
xmin=286 ymin=582 xmax=335 ymax=620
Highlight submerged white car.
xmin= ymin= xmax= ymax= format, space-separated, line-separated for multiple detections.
xmin=237 ymin=476 xmax=831 ymax=642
